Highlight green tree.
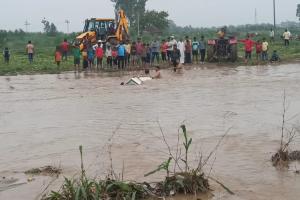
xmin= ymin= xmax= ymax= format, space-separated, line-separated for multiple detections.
xmin=140 ymin=10 xmax=169 ymax=33
xmin=41 ymin=18 xmax=58 ymax=36
xmin=0 ymin=30 xmax=8 ymax=47
xmin=41 ymin=18 xmax=51 ymax=33
xmin=297 ymin=4 xmax=300 ymax=21
xmin=49 ymin=23 xmax=58 ymax=36
xmin=111 ymin=0 xmax=147 ymax=27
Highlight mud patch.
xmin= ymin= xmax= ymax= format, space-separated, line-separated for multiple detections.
xmin=0 ymin=175 xmax=27 ymax=192
xmin=289 ymin=151 xmax=300 ymax=161
xmin=25 ymin=166 xmax=61 ymax=177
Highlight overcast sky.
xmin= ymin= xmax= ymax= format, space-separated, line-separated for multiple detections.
xmin=0 ymin=0 xmax=298 ymax=32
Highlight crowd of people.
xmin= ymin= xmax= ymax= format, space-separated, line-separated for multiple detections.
xmin=236 ymin=28 xmax=292 ymax=64
xmin=1 ymin=29 xmax=294 ymax=69
xmin=239 ymin=34 xmax=281 ymax=64
xmin=67 ymin=35 xmax=208 ymax=73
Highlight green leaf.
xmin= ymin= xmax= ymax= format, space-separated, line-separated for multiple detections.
xmin=131 ymin=191 xmax=136 ymax=200
xmin=81 ymin=186 xmax=87 ymax=200
xmin=187 ymin=138 xmax=192 ymax=148
xmin=181 ymin=125 xmax=186 ymax=134
xmin=75 ymin=187 xmax=81 ymax=200
xmin=144 ymin=168 xmax=161 ymax=177
xmin=176 ymin=179 xmax=185 ymax=188
xmin=107 ymin=181 xmax=131 ymax=192
xmin=144 ymin=158 xmax=172 ymax=177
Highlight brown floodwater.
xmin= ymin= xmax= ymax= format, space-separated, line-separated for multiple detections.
xmin=0 ymin=64 xmax=300 ymax=200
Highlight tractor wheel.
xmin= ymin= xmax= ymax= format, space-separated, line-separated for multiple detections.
xmin=230 ymin=44 xmax=238 ymax=62
xmin=207 ymin=45 xmax=215 ymax=62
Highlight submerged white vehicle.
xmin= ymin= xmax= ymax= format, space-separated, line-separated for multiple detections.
xmin=126 ymin=76 xmax=152 ymax=85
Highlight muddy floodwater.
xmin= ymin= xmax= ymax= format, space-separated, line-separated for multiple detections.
xmin=1 ymin=64 xmax=300 ymax=200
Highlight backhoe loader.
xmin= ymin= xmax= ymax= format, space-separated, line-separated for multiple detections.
xmin=76 ymin=9 xmax=129 ymax=50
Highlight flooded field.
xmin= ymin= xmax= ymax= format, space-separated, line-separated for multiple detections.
xmin=0 ymin=64 xmax=300 ymax=200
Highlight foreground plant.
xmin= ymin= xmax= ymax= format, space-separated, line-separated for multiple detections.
xmin=272 ymin=92 xmax=299 ymax=167
xmin=43 ymin=146 xmax=148 ymax=200
xmin=144 ymin=124 xmax=210 ymax=197
xmin=43 ymin=124 xmax=233 ymax=200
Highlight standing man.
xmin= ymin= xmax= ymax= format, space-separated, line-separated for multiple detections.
xmin=167 ymin=36 xmax=177 ymax=63
xmin=283 ymin=29 xmax=291 ymax=47
xmin=105 ymin=45 xmax=113 ymax=68
xmin=130 ymin=42 xmax=137 ymax=67
xmin=255 ymin=40 xmax=262 ymax=61
xmin=199 ymin=36 xmax=206 ymax=64
xmin=177 ymin=38 xmax=185 ymax=66
xmin=3 ymin=47 xmax=10 ymax=64
xmin=26 ymin=41 xmax=34 ymax=64
xmin=61 ymin=39 xmax=69 ymax=61
xmin=73 ymin=44 xmax=81 ymax=72
xmin=171 ymin=44 xmax=181 ymax=72
xmin=135 ymin=37 xmax=143 ymax=66
xmin=160 ymin=39 xmax=168 ymax=63
xmin=117 ymin=42 xmax=126 ymax=69
xmin=262 ymin=38 xmax=269 ymax=61
xmin=95 ymin=41 xmax=104 ymax=70
xmin=184 ymin=39 xmax=192 ymax=64
xmin=192 ymin=37 xmax=199 ymax=63
xmin=239 ymin=35 xmax=256 ymax=64
xmin=87 ymin=45 xmax=95 ymax=70
xmin=125 ymin=41 xmax=131 ymax=68
xmin=151 ymin=39 xmax=160 ymax=65
xmin=166 ymin=37 xmax=172 ymax=62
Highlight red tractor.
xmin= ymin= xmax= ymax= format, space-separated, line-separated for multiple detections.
xmin=207 ymin=27 xmax=238 ymax=62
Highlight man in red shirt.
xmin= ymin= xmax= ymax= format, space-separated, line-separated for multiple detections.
xmin=255 ymin=40 xmax=262 ymax=62
xmin=160 ymin=39 xmax=168 ymax=62
xmin=95 ymin=41 xmax=104 ymax=70
xmin=239 ymin=35 xmax=256 ymax=63
xmin=61 ymin=39 xmax=69 ymax=61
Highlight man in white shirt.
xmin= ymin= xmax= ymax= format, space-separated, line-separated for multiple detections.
xmin=283 ymin=29 xmax=291 ymax=47
xmin=167 ymin=36 xmax=177 ymax=62
xmin=26 ymin=40 xmax=34 ymax=64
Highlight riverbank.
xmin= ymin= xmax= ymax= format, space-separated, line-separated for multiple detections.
xmin=0 ymin=40 xmax=299 ymax=76
xmin=0 ymin=58 xmax=299 ymax=77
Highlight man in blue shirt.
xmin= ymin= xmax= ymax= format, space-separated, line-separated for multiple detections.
xmin=117 ymin=42 xmax=126 ymax=69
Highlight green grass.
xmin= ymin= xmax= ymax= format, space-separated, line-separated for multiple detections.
xmin=0 ymin=32 xmax=76 ymax=75
xmin=0 ymin=53 xmax=74 ymax=76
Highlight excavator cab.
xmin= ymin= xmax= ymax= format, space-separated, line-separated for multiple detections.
xmin=83 ymin=18 xmax=115 ymax=41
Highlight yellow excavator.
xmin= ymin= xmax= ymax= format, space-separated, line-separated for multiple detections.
xmin=76 ymin=9 xmax=129 ymax=50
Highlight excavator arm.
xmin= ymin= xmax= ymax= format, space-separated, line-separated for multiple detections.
xmin=115 ymin=9 xmax=129 ymax=42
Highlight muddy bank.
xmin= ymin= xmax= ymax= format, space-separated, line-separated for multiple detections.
xmin=0 ymin=64 xmax=300 ymax=199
